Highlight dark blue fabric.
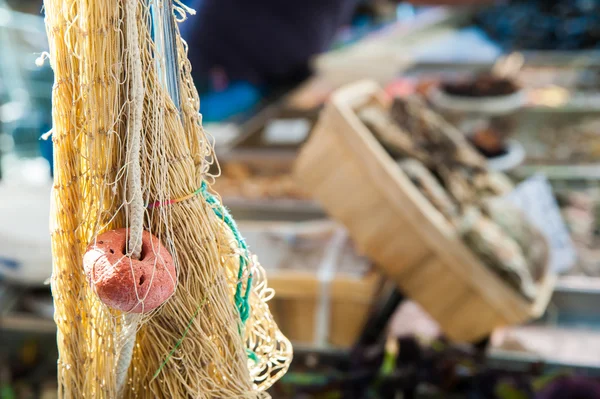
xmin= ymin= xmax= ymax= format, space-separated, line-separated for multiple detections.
xmin=181 ymin=0 xmax=361 ymax=87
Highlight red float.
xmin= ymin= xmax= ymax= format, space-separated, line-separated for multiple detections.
xmin=83 ymin=228 xmax=176 ymax=313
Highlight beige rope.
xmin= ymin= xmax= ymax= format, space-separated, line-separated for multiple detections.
xmin=125 ymin=0 xmax=145 ymax=260
xmin=118 ymin=0 xmax=144 ymax=394
xmin=116 ymin=314 xmax=139 ymax=394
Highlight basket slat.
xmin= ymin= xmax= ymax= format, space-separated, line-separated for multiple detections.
xmin=443 ymin=292 xmax=502 ymax=342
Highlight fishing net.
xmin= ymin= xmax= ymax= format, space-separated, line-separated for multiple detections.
xmin=43 ymin=0 xmax=292 ymax=397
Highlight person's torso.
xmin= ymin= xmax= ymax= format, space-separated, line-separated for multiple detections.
xmin=182 ymin=0 xmax=361 ymax=86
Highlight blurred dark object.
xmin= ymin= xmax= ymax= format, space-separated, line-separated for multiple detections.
xmin=467 ymin=114 xmax=519 ymax=159
xmin=181 ymin=0 xmax=361 ymax=88
xmin=273 ymin=334 xmax=551 ymax=399
xmin=477 ymin=0 xmax=600 ymax=51
xmin=432 ymin=72 xmax=523 ymax=163
xmin=272 ymin=285 xmax=489 ymax=399
xmin=30 ymin=63 xmax=54 ymax=176
xmin=441 ymin=74 xmax=520 ymax=98
xmin=4 ymin=0 xmax=43 ymax=15
xmin=273 ymin=331 xmax=600 ymax=398
xmin=272 ymin=278 xmax=600 ymax=397
xmin=537 ymin=376 xmax=600 ymax=399
xmin=470 ymin=126 xmax=507 ymax=157
xmin=351 ymin=282 xmax=404 ymax=350
xmin=407 ymin=0 xmax=499 ymax=4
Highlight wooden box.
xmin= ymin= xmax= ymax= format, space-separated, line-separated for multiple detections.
xmin=293 ymin=81 xmax=555 ymax=343
xmin=238 ymin=221 xmax=380 ymax=348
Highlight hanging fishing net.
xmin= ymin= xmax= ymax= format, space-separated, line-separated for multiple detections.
xmin=43 ymin=0 xmax=292 ymax=397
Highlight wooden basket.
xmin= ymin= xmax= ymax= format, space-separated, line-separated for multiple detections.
xmin=239 ymin=221 xmax=381 ymax=348
xmin=293 ymin=80 xmax=556 ymax=343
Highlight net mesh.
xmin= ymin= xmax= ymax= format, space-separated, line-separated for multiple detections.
xmin=44 ymin=0 xmax=292 ymax=397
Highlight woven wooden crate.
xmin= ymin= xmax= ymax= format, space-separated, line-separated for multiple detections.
xmin=239 ymin=221 xmax=380 ymax=348
xmin=293 ymin=80 xmax=555 ymax=343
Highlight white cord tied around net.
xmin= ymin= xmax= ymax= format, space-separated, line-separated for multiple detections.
xmin=117 ymin=0 xmax=145 ymax=394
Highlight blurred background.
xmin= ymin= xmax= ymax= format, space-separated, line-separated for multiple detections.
xmin=2 ymin=0 xmax=600 ymax=397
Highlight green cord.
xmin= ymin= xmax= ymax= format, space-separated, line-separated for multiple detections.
xmin=201 ymin=182 xmax=253 ymax=325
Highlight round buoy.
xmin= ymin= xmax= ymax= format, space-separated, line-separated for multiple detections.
xmin=83 ymin=228 xmax=176 ymax=313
